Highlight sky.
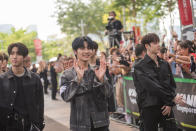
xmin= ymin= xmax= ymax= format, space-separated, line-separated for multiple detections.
xmin=0 ymin=0 xmax=62 ymax=40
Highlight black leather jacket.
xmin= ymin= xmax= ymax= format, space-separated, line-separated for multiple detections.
xmin=132 ymin=55 xmax=176 ymax=109
xmin=0 ymin=68 xmax=44 ymax=130
xmin=60 ymin=67 xmax=112 ymax=131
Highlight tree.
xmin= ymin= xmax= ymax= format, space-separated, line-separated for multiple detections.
xmin=161 ymin=0 xmax=177 ymax=32
xmin=55 ymin=0 xmax=107 ymax=40
xmin=110 ymin=0 xmax=176 ymax=33
xmin=42 ymin=35 xmax=74 ymax=61
xmin=0 ymin=28 xmax=37 ymax=61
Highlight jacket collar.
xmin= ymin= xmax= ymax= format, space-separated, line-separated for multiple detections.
xmin=143 ymin=54 xmax=163 ymax=64
xmin=71 ymin=64 xmax=92 ymax=74
xmin=7 ymin=67 xmax=31 ymax=79
xmin=71 ymin=64 xmax=92 ymax=70
xmin=143 ymin=54 xmax=153 ymax=63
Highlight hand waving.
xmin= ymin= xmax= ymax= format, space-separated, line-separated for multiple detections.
xmin=74 ymin=59 xmax=84 ymax=82
xmin=95 ymin=56 xmax=106 ymax=83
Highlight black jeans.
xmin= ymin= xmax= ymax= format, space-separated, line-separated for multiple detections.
xmin=141 ymin=106 xmax=177 ymax=131
xmin=43 ymin=79 xmax=49 ymax=94
xmin=0 ymin=118 xmax=30 ymax=131
xmin=51 ymin=80 xmax=57 ymax=99
xmin=91 ymin=126 xmax=109 ymax=131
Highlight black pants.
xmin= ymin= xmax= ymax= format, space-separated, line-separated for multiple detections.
xmin=141 ymin=106 xmax=177 ymax=131
xmin=91 ymin=126 xmax=109 ymax=131
xmin=0 ymin=118 xmax=30 ymax=131
xmin=51 ymin=80 xmax=57 ymax=99
xmin=109 ymin=36 xmax=121 ymax=48
xmin=0 ymin=127 xmax=30 ymax=131
xmin=43 ymin=79 xmax=49 ymax=94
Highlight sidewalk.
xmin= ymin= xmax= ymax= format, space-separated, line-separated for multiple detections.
xmin=44 ymin=116 xmax=69 ymax=131
xmin=44 ymin=93 xmax=139 ymax=131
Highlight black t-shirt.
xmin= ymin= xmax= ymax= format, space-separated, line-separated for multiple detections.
xmin=109 ymin=20 xmax=123 ymax=41
xmin=14 ymin=75 xmax=28 ymax=116
xmin=111 ymin=20 xmax=123 ymax=31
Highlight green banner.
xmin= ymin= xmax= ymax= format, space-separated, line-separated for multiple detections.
xmin=123 ymin=76 xmax=196 ymax=130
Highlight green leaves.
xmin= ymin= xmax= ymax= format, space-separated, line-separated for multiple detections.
xmin=55 ymin=0 xmax=106 ymax=36
xmin=110 ymin=0 xmax=176 ymax=33
xmin=0 ymin=27 xmax=37 ymax=61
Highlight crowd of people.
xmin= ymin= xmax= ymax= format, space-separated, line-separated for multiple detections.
xmin=0 ymin=11 xmax=195 ymax=131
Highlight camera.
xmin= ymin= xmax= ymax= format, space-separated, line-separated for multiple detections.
xmin=106 ymin=22 xmax=113 ymax=31
xmin=105 ymin=16 xmax=115 ymax=32
xmin=107 ymin=17 xmax=114 ymax=21
xmin=116 ymin=52 xmax=130 ymax=67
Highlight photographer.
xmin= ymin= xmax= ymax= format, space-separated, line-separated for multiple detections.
xmin=105 ymin=11 xmax=123 ymax=48
xmin=109 ymin=48 xmax=131 ymax=76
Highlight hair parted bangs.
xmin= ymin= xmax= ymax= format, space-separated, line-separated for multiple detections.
xmin=141 ymin=33 xmax=160 ymax=46
xmin=8 ymin=42 xmax=28 ymax=57
xmin=72 ymin=36 xmax=94 ymax=51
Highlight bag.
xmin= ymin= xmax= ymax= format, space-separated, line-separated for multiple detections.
xmin=29 ymin=124 xmax=40 ymax=131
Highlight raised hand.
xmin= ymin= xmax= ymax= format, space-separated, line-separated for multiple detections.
xmin=73 ymin=59 xmax=84 ymax=82
xmin=95 ymin=56 xmax=106 ymax=83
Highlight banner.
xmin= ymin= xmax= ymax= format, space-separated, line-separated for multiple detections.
xmin=123 ymin=76 xmax=139 ymax=118
xmin=178 ymin=0 xmax=193 ymax=26
xmin=123 ymin=76 xmax=196 ymax=130
xmin=178 ymin=0 xmax=194 ymax=40
xmin=182 ymin=25 xmax=194 ymax=41
xmin=173 ymin=78 xmax=196 ymax=130
xmin=33 ymin=39 xmax=42 ymax=56
xmin=132 ymin=26 xmax=141 ymax=44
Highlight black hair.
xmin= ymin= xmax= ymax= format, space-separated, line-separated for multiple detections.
xmin=135 ymin=44 xmax=146 ymax=57
xmin=141 ymin=33 xmax=160 ymax=46
xmin=57 ymin=53 xmax=62 ymax=61
xmin=3 ymin=53 xmax=8 ymax=61
xmin=160 ymin=47 xmax=167 ymax=54
xmin=72 ymin=36 xmax=94 ymax=58
xmin=179 ymin=40 xmax=195 ymax=53
xmin=8 ymin=42 xmax=28 ymax=57
xmin=92 ymin=41 xmax=98 ymax=51
xmin=0 ymin=52 xmax=3 ymax=62
xmin=109 ymin=11 xmax=116 ymax=16
xmin=72 ymin=36 xmax=94 ymax=51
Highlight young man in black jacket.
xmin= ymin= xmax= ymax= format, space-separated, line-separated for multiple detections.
xmin=0 ymin=42 xmax=44 ymax=131
xmin=60 ymin=36 xmax=112 ymax=131
xmin=132 ymin=33 xmax=185 ymax=131
xmin=132 ymin=44 xmax=146 ymax=131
